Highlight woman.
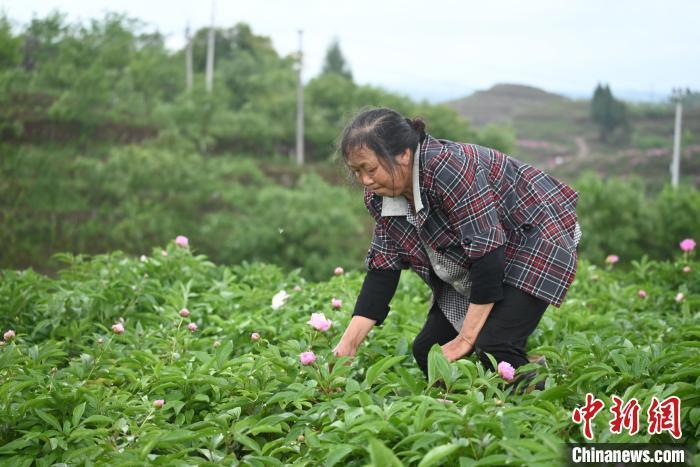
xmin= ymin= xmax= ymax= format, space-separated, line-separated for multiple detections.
xmin=332 ymin=107 xmax=581 ymax=385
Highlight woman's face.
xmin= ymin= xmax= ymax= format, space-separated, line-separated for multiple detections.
xmin=346 ymin=146 xmax=412 ymax=197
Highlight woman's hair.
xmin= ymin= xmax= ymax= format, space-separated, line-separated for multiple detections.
xmin=338 ymin=107 xmax=426 ymax=181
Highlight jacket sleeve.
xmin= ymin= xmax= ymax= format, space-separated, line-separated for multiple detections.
xmin=365 ymin=220 xmax=411 ymax=271
xmin=429 ymin=150 xmax=506 ymax=261
xmin=469 ymin=245 xmax=505 ymax=304
xmin=352 ymin=269 xmax=402 ymax=326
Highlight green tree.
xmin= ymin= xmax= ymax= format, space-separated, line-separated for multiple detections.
xmin=321 ymin=39 xmax=352 ymax=81
xmin=591 ymin=83 xmax=628 ymax=142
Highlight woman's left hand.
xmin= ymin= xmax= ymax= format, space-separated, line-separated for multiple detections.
xmin=441 ymin=335 xmax=474 ymax=362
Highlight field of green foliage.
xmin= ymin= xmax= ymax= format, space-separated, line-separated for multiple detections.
xmin=1 ymin=238 xmax=698 ymax=466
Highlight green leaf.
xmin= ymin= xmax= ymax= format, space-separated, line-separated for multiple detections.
xmin=324 ymin=444 xmax=354 ymax=467
xmin=417 ymin=443 xmax=460 ymax=467
xmin=365 ymin=355 xmax=405 ymax=386
xmin=0 ymin=438 xmax=32 ymax=454
xmin=368 ymin=438 xmax=403 ymax=467
xmin=249 ymin=424 xmax=283 ymax=435
xmin=80 ymin=415 xmax=113 ymax=426
xmin=72 ymin=402 xmax=86 ymax=427
xmin=427 ymin=345 xmax=452 ymax=387
xmin=34 ymin=409 xmax=62 ymax=432
xmin=537 ymin=384 xmax=572 ymax=402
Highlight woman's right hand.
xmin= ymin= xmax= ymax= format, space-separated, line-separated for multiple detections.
xmin=329 ymin=339 xmax=357 ymax=373
xmin=332 ymin=339 xmax=357 ymax=359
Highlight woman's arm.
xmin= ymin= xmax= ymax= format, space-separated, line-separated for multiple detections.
xmin=333 ymin=269 xmax=401 ymax=358
xmin=457 ymin=302 xmax=494 ymax=346
xmin=333 ymin=315 xmax=376 ymax=357
xmin=442 ymin=302 xmax=494 ymax=361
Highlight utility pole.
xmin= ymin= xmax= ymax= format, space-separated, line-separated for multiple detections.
xmin=205 ymin=1 xmax=216 ymax=93
xmin=295 ymin=30 xmax=304 ymax=165
xmin=671 ymin=88 xmax=686 ymax=188
xmin=185 ymin=23 xmax=193 ymax=91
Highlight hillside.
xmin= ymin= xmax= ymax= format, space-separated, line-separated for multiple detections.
xmin=444 ymin=84 xmax=700 ymax=189
xmin=444 ymin=83 xmax=569 ymax=127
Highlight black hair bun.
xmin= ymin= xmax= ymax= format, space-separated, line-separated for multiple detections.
xmin=410 ymin=117 xmax=426 ymax=135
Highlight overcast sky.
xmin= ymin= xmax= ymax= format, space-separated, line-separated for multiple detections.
xmin=3 ymin=0 xmax=699 ymax=102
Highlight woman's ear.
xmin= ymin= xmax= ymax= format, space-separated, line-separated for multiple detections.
xmin=397 ymin=147 xmax=412 ymax=166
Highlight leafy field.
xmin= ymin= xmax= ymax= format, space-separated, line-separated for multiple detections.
xmin=1 ymin=239 xmax=698 ymax=466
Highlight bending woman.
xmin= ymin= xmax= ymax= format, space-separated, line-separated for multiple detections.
xmin=332 ymin=107 xmax=581 ymax=384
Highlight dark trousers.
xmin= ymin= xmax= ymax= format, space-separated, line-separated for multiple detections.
xmin=412 ymin=284 xmax=548 ymax=379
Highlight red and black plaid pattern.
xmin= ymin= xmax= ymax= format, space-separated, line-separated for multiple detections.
xmin=364 ymin=134 xmax=579 ymax=308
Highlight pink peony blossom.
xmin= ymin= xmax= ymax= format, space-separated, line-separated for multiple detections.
xmin=179 ymin=308 xmax=190 ymax=318
xmin=153 ymin=399 xmax=165 ymax=408
xmin=679 ymin=238 xmax=696 ymax=252
xmin=605 ymin=255 xmax=619 ymax=265
xmin=3 ymin=330 xmax=15 ymax=341
xmin=161 ymin=250 xmax=168 ymax=257
xmin=497 ymin=361 xmax=515 ymax=381
xmin=300 ymin=351 xmax=317 ymax=365
xmin=307 ymin=312 xmax=332 ymax=332
xmin=175 ymin=235 xmax=189 ymax=248
xmin=682 ymin=266 xmax=691 ymax=273
xmin=334 ymin=266 xmax=344 ymax=276
xmin=675 ymin=293 xmax=684 ymax=303
xmin=187 ymin=322 xmax=198 ymax=332
xmin=111 ymin=323 xmax=124 ymax=334
xmin=331 ymin=298 xmax=342 ymax=309
xmin=638 ymin=290 xmax=647 ymax=298
xmin=251 ymin=332 xmax=260 ymax=341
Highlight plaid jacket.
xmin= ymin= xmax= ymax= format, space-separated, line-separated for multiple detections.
xmin=364 ymin=133 xmax=579 ymax=307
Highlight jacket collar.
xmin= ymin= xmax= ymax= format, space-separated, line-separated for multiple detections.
xmin=380 ymin=142 xmax=424 ymax=216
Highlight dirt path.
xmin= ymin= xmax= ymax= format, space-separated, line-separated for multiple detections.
xmin=574 ymin=136 xmax=589 ymax=159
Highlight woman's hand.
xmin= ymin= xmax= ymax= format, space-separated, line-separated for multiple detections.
xmin=329 ymin=339 xmax=357 ymax=373
xmin=332 ymin=339 xmax=357 ymax=359
xmin=441 ymin=334 xmax=474 ymax=362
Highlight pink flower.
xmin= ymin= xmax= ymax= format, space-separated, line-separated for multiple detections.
xmin=175 ymin=235 xmax=189 ymax=248
xmin=675 ymin=293 xmax=684 ymax=303
xmin=682 ymin=266 xmax=691 ymax=273
xmin=187 ymin=322 xmax=198 ymax=332
xmin=153 ymin=399 xmax=165 ymax=408
xmin=179 ymin=308 xmax=190 ymax=318
xmin=3 ymin=330 xmax=15 ymax=341
xmin=251 ymin=332 xmax=260 ymax=341
xmin=334 ymin=266 xmax=344 ymax=276
xmin=331 ymin=298 xmax=342 ymax=309
xmin=679 ymin=238 xmax=696 ymax=252
xmin=497 ymin=361 xmax=515 ymax=381
xmin=638 ymin=290 xmax=647 ymax=298
xmin=300 ymin=351 xmax=317 ymax=365
xmin=161 ymin=250 xmax=168 ymax=257
xmin=605 ymin=255 xmax=619 ymax=265
xmin=307 ymin=312 xmax=332 ymax=332
xmin=111 ymin=323 xmax=124 ymax=334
